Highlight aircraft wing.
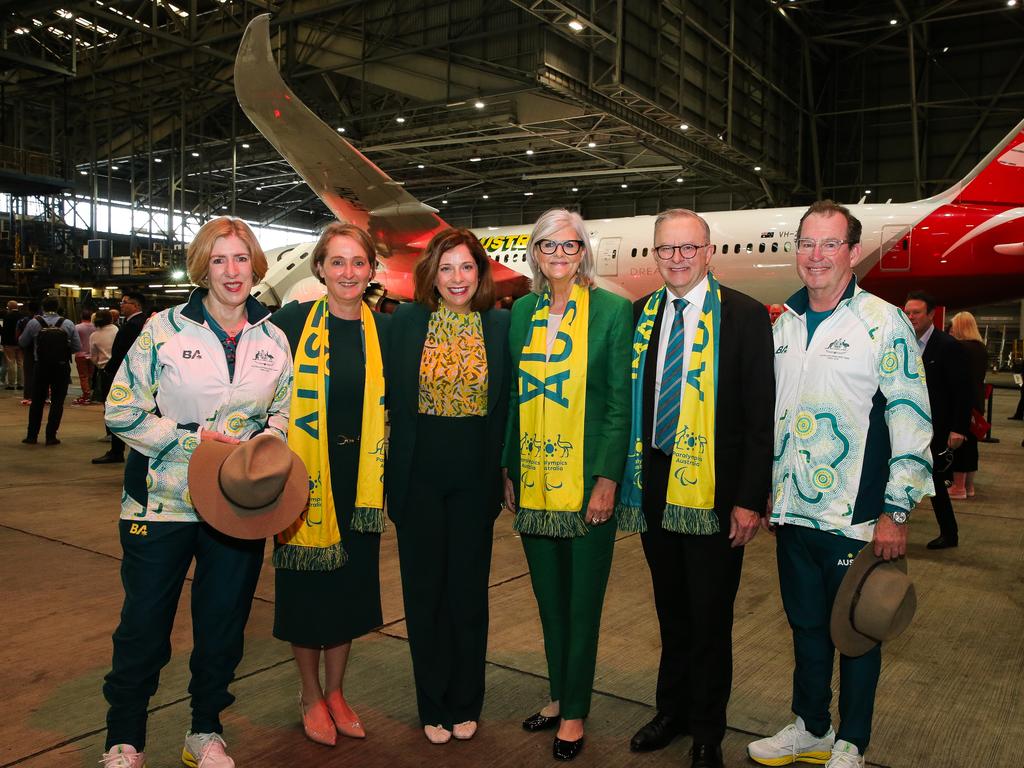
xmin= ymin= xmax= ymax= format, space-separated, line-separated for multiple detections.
xmin=234 ymin=14 xmax=530 ymax=300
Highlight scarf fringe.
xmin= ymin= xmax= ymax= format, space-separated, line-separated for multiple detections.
xmin=615 ymin=503 xmax=647 ymax=533
xmin=351 ymin=506 xmax=385 ymax=534
xmin=514 ymin=507 xmax=590 ymax=538
xmin=272 ymin=541 xmax=348 ymax=571
xmin=662 ymin=504 xmax=720 ymax=535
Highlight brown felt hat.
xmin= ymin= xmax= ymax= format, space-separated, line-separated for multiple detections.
xmin=831 ymin=546 xmax=917 ymax=657
xmin=187 ymin=433 xmax=308 ymax=539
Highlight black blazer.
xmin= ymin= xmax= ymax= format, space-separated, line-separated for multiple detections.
xmin=636 ymin=284 xmax=775 ymax=530
xmin=921 ymin=328 xmax=971 ymax=446
xmin=384 ymin=302 xmax=511 ymax=525
xmin=107 ymin=312 xmax=146 ymax=379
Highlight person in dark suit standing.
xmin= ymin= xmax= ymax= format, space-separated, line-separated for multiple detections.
xmin=93 ymin=291 xmax=147 ymax=464
xmin=905 ymin=292 xmax=970 ymax=549
xmin=385 ymin=228 xmax=510 ymax=745
xmin=619 ymin=209 xmax=775 ymax=768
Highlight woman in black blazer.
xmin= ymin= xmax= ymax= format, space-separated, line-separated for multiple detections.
xmin=385 ymin=228 xmax=510 ymax=745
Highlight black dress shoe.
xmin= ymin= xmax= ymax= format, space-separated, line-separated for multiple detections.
xmin=45 ymin=438 xmax=60 ymax=446
xmin=630 ymin=712 xmax=687 ymax=752
xmin=553 ymin=735 xmax=584 ymax=761
xmin=927 ymin=535 xmax=958 ymax=550
xmin=92 ymin=453 xmax=124 ymax=464
xmin=690 ymin=742 xmax=724 ymax=768
xmin=21 ymin=436 xmax=37 ymax=445
xmin=522 ymin=712 xmax=559 ymax=732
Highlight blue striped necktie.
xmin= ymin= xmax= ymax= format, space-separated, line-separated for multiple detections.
xmin=655 ymin=298 xmax=688 ymax=455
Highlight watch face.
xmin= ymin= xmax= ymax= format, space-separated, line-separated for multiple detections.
xmin=889 ymin=510 xmax=908 ymax=524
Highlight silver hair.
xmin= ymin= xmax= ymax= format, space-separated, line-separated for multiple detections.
xmin=654 ymin=208 xmax=711 ymax=243
xmin=525 ymin=208 xmax=596 ymax=295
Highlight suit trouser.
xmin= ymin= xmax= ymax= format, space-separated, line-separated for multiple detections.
xmin=521 ymin=503 xmax=615 ymax=720
xmin=103 ymin=519 xmax=264 ymax=750
xmin=640 ymin=448 xmax=743 ymax=744
xmin=26 ymin=362 xmax=70 ymax=440
xmin=929 ymin=438 xmax=958 ymax=539
xmin=396 ymin=414 xmax=494 ymax=728
xmin=777 ymin=525 xmax=880 ymax=754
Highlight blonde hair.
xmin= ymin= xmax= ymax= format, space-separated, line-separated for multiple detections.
xmin=186 ymin=217 xmax=268 ymax=285
xmin=950 ymin=311 xmax=983 ymax=343
xmin=525 ymin=208 xmax=595 ymax=295
xmin=311 ymin=222 xmax=377 ymax=282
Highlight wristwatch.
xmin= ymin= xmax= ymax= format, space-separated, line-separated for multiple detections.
xmin=882 ymin=508 xmax=909 ymax=525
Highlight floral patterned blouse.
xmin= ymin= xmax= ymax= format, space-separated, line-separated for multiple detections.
xmin=418 ymin=304 xmax=488 ymax=416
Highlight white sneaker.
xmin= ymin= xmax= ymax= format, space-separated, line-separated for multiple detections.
xmin=100 ymin=744 xmax=146 ymax=768
xmin=825 ymin=740 xmax=864 ymax=768
xmin=747 ymin=716 xmax=835 ymax=765
xmin=181 ymin=732 xmax=234 ymax=768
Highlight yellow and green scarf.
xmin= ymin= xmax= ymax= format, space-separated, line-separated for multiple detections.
xmin=617 ymin=274 xmax=721 ymax=534
xmin=515 ymin=284 xmax=590 ymax=538
xmin=274 ymin=298 xmax=386 ymax=570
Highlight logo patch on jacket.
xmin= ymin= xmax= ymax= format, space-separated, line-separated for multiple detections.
xmin=252 ymin=348 xmax=277 ymax=370
xmin=822 ymin=338 xmax=851 ymax=360
xmin=182 ymin=349 xmax=202 ymax=359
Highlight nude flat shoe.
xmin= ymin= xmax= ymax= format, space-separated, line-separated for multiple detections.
xmin=424 ymin=724 xmax=452 ymax=744
xmin=453 ymin=721 xmax=478 ymax=740
xmin=325 ymin=689 xmax=365 ymax=738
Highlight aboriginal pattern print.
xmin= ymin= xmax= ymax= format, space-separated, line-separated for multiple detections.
xmin=418 ymin=304 xmax=488 ymax=417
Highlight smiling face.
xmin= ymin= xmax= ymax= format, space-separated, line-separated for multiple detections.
xmin=317 ymin=235 xmax=374 ymax=305
xmin=206 ymin=234 xmax=254 ymax=311
xmin=654 ymin=215 xmax=712 ymax=296
xmin=535 ymin=225 xmax=585 ymax=286
xmin=796 ymin=212 xmax=863 ymax=309
xmin=435 ymin=244 xmax=479 ymax=312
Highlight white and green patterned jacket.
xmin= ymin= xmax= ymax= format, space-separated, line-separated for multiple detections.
xmin=106 ymin=289 xmax=293 ymax=523
xmin=770 ymin=278 xmax=934 ymax=541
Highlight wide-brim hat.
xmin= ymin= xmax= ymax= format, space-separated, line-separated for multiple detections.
xmin=188 ymin=433 xmax=308 ymax=539
xmin=831 ymin=546 xmax=917 ymax=657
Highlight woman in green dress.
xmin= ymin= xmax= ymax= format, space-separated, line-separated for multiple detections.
xmin=502 ymin=208 xmax=632 ymax=761
xmin=385 ymin=227 xmax=510 ymax=745
xmin=270 ymin=222 xmax=388 ymax=747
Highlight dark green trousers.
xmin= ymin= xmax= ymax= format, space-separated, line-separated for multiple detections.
xmin=521 ymin=507 xmax=616 ymax=720
xmin=777 ymin=524 xmax=881 ymax=753
xmin=396 ymin=415 xmax=495 ymax=728
xmin=104 ymin=519 xmax=264 ymax=750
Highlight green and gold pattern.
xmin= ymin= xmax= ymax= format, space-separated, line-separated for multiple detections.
xmin=418 ymin=304 xmax=488 ymax=417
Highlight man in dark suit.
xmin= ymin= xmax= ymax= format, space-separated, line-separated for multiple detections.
xmin=904 ymin=291 xmax=970 ymax=549
xmin=93 ymin=291 xmax=147 ymax=464
xmin=628 ymin=209 xmax=775 ymax=768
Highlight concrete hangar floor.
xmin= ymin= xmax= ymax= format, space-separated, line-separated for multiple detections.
xmin=1 ymin=387 xmax=1021 ymax=768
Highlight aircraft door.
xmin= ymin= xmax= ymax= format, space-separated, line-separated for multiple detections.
xmin=879 ymin=225 xmax=911 ymax=271
xmin=596 ymin=237 xmax=620 ymax=277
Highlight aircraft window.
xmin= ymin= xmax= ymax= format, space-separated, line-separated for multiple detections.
xmin=771 ymin=242 xmax=779 ymax=253
xmin=745 ymin=243 xmax=753 ymax=253
xmin=719 ymin=244 xmax=725 ymax=254
xmin=631 ymin=248 xmax=637 ymax=258
xmin=784 ymin=241 xmax=793 ymax=252
xmin=298 ymin=251 xmax=308 ymax=259
xmin=286 ymin=262 xmax=295 ymax=270
xmin=734 ymin=244 xmax=741 ymax=254
xmin=758 ymin=243 xmax=766 ymax=253
xmin=641 ymin=248 xmax=648 ymax=258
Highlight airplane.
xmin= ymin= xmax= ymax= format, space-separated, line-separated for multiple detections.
xmin=234 ymin=15 xmax=1024 ymax=311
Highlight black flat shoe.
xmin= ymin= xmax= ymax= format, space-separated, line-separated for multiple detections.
xmin=690 ymin=742 xmax=724 ymax=768
xmin=92 ymin=453 xmax=124 ymax=464
xmin=927 ymin=535 xmax=958 ymax=550
xmin=553 ymin=735 xmax=584 ymax=761
xmin=522 ymin=711 xmax=560 ymax=732
xmin=630 ymin=711 xmax=687 ymax=752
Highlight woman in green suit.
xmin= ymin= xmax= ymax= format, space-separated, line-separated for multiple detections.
xmin=386 ymin=227 xmax=510 ymax=745
xmin=502 ymin=208 xmax=632 ymax=761
xmin=270 ymin=222 xmax=388 ymax=747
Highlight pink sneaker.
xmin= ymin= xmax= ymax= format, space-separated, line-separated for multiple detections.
xmin=101 ymin=744 xmax=146 ymax=767
xmin=182 ymin=732 xmax=234 ymax=768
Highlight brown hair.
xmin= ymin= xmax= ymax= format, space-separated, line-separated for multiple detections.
xmin=414 ymin=227 xmax=496 ymax=311
xmin=93 ymin=309 xmax=113 ymax=328
xmin=797 ymin=200 xmax=863 ymax=245
xmin=186 ymin=217 xmax=268 ymax=285
xmin=311 ymin=222 xmax=378 ymax=282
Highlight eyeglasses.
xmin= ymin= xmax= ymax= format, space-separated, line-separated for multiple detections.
xmin=654 ymin=243 xmax=709 ymax=260
xmin=795 ymin=237 xmax=851 ymax=256
xmin=536 ymin=239 xmax=584 ymax=256
xmin=936 ymin=447 xmax=955 ymax=475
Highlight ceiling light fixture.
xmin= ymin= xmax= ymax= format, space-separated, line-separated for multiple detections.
xmin=110 ymin=165 xmax=119 ymax=170
xmin=191 ymin=151 xmax=200 ymax=157
xmin=154 ymin=157 xmax=162 ymax=163
xmin=568 ymin=19 xmax=584 ymax=32
xmin=470 ymin=156 xmax=482 ymax=162
xmin=474 ymin=100 xmax=485 ymax=109
xmin=679 ymin=123 xmax=689 ymax=130
xmin=889 ymin=18 xmax=898 ymax=25
xmin=442 ymin=199 xmax=448 ymax=204
xmin=754 ymin=165 xmax=762 ymax=171
xmin=79 ymin=170 xmax=87 ymax=176
xmin=526 ymin=148 xmax=534 ymax=155
xmin=865 ymin=189 xmax=872 ymax=194
xmin=482 ymin=194 xmax=489 ymax=199
xmin=620 ymin=183 xmax=628 ymax=189
xmin=676 ymin=177 xmax=683 ymax=183
xmin=396 ymin=116 xmax=406 ymax=123
xmin=241 ymin=142 xmax=250 ymax=149
xmin=336 ymin=126 xmax=346 ymax=133
xmin=524 ymin=191 xmax=534 ymax=196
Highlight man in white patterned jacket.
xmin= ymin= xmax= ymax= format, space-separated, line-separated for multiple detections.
xmin=748 ymin=200 xmax=934 ymax=768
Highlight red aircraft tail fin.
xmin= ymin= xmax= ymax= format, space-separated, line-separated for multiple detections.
xmin=936 ymin=117 xmax=1024 ymax=206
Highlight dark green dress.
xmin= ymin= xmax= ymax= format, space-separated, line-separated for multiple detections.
xmin=271 ymin=300 xmax=386 ymax=646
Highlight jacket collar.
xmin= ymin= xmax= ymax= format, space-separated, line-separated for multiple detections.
xmin=181 ymin=287 xmax=270 ymax=326
xmin=784 ymin=274 xmax=858 ymax=316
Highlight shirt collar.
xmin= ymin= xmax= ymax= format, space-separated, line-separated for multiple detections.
xmin=918 ymin=324 xmax=935 ymax=351
xmin=664 ymin=273 xmax=709 ymax=309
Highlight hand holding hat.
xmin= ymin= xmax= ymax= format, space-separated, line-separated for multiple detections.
xmin=188 ymin=433 xmax=308 ymax=539
xmin=831 ymin=547 xmax=917 ymax=657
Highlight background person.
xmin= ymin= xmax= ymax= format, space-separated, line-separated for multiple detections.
xmin=19 ymin=296 xmax=80 ymax=445
xmin=100 ymin=217 xmax=292 ymax=768
xmin=502 ymin=208 xmax=631 ymax=761
xmin=947 ymin=311 xmax=988 ymax=499
xmin=90 ymin=309 xmax=118 ymax=403
xmin=73 ymin=310 xmax=96 ymax=405
xmin=269 ymin=223 xmax=388 ymax=747
xmin=93 ymin=292 xmax=147 ymax=464
xmin=17 ymin=301 xmax=39 ymax=404
xmin=2 ymin=300 xmax=24 ymax=391
xmin=386 ymin=227 xmax=510 ymax=745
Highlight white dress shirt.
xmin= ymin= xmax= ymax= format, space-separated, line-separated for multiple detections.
xmin=917 ymin=323 xmax=934 ymax=354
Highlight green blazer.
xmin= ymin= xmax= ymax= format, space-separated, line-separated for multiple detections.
xmin=502 ymin=286 xmax=632 ymax=505
xmin=385 ymin=301 xmax=511 ymax=525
